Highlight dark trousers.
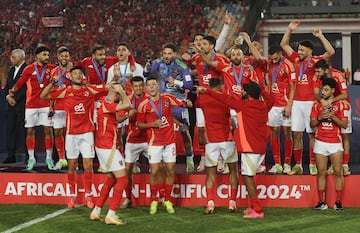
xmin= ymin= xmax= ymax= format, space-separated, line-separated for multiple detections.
xmin=6 ymin=108 xmax=26 ymax=160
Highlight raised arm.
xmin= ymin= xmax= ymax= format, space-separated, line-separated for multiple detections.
xmin=280 ymin=20 xmax=300 ymax=57
xmin=241 ymin=32 xmax=263 ymax=63
xmin=312 ymin=28 xmax=335 ymax=61
xmin=215 ymin=10 xmax=232 ymax=52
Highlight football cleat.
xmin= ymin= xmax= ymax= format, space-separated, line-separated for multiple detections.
xmin=205 ymin=200 xmax=215 ymax=215
xmin=105 ymin=215 xmax=127 ymax=225
xmin=149 ymin=200 xmax=158 ymax=215
xmin=243 ymin=208 xmax=264 ymax=219
xmin=228 ymin=200 xmax=237 ymax=213
xmin=68 ymin=196 xmax=76 ymax=209
xmin=163 ymin=200 xmax=175 ymax=214
xmin=283 ymin=164 xmax=291 ymax=174
xmin=333 ymin=200 xmax=344 ymax=211
xmin=53 ymin=159 xmax=68 ymax=170
xmin=90 ymin=209 xmax=103 ymax=221
xmin=313 ymin=201 xmax=328 ymax=210
xmin=268 ymin=164 xmax=283 ymax=174
xmin=343 ymin=164 xmax=351 ymax=176
xmin=26 ymin=158 xmax=36 ymax=171
xmin=288 ymin=165 xmax=303 ymax=175
xmin=186 ymin=159 xmax=195 ymax=173
xmin=45 ymin=158 xmax=55 ymax=170
xmin=85 ymin=195 xmax=95 ymax=209
xmin=309 ymin=164 xmax=318 ymax=176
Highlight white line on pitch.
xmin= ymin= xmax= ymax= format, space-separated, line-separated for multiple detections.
xmin=1 ymin=207 xmax=72 ymax=233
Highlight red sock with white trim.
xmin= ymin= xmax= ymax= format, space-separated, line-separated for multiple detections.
xmin=109 ymin=176 xmax=128 ymax=211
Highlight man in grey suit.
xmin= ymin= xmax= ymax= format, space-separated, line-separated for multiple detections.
xmin=4 ymin=49 xmax=27 ymax=163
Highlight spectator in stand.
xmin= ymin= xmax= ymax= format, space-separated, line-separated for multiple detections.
xmin=4 ymin=49 xmax=27 ymax=163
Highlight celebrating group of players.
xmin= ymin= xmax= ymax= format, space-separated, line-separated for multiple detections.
xmin=5 ymin=17 xmax=351 ymax=223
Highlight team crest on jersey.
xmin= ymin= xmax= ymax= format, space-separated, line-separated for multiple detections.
xmin=243 ymin=71 xmax=249 ymax=77
xmin=164 ymin=100 xmax=169 ymax=107
xmin=333 ymin=105 xmax=338 ymax=112
xmin=84 ymin=91 xmax=89 ymax=97
xmin=119 ymin=160 xmax=123 ymax=166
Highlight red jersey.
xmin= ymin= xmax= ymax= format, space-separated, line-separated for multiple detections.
xmin=243 ymin=56 xmax=268 ymax=89
xmin=268 ymin=57 xmax=296 ymax=107
xmin=14 ymin=62 xmax=56 ymax=108
xmin=75 ymin=56 xmax=118 ymax=84
xmin=95 ymin=97 xmax=120 ymax=149
xmin=310 ymin=100 xmax=347 ymax=143
xmin=206 ymin=89 xmax=274 ymax=154
xmin=126 ymin=93 xmax=148 ymax=143
xmin=216 ymin=61 xmax=258 ymax=98
xmin=289 ymin=52 xmax=323 ymax=101
xmin=313 ymin=68 xmax=350 ymax=103
xmin=189 ymin=53 xmax=230 ymax=87
xmin=196 ymin=92 xmax=232 ymax=143
xmin=49 ymin=84 xmax=107 ymax=135
xmin=137 ymin=94 xmax=183 ymax=146
xmin=50 ymin=66 xmax=71 ymax=110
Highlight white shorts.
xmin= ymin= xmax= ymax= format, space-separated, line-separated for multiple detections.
xmin=268 ymin=106 xmax=291 ymax=127
xmin=313 ymin=140 xmax=343 ymax=156
xmin=196 ymin=108 xmax=205 ymax=127
xmin=125 ymin=142 xmax=148 ymax=163
xmin=117 ymin=118 xmax=129 ymax=128
xmin=52 ymin=110 xmax=66 ymax=129
xmin=205 ymin=141 xmax=237 ymax=167
xmin=291 ymin=100 xmax=314 ymax=133
xmin=65 ymin=132 xmax=95 ymax=159
xmin=341 ymin=106 xmax=352 ymax=134
xmin=148 ymin=143 xmax=176 ymax=164
xmin=241 ymin=153 xmax=265 ymax=176
xmin=230 ymin=109 xmax=238 ymax=129
xmin=25 ymin=107 xmax=53 ymax=128
xmin=95 ymin=147 xmax=125 ymax=172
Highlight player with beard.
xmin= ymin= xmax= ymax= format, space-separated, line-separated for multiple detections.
xmin=49 ymin=46 xmax=73 ymax=170
xmin=280 ymin=20 xmax=335 ymax=175
xmin=41 ymin=66 xmax=113 ymax=209
xmin=9 ymin=45 xmax=56 ymax=170
xmin=310 ymin=78 xmax=348 ymax=211
xmin=183 ymin=36 xmax=230 ymax=173
xmin=144 ymin=44 xmax=194 ymax=173
xmin=314 ymin=59 xmax=352 ymax=176
xmin=267 ymin=45 xmax=296 ymax=174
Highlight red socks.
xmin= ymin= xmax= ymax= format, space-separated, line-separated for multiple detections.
xmin=26 ymin=137 xmax=35 ymax=150
xmin=96 ymin=177 xmax=116 ymax=208
xmin=84 ymin=171 xmax=93 ymax=194
xmin=55 ymin=136 xmax=65 ymax=160
xmin=109 ymin=176 xmax=128 ymax=211
xmin=67 ymin=173 xmax=76 ymax=195
xmin=206 ymin=188 xmax=214 ymax=202
xmin=284 ymin=139 xmax=293 ymax=164
xmin=293 ymin=149 xmax=302 ymax=165
xmin=271 ymin=138 xmax=280 ymax=164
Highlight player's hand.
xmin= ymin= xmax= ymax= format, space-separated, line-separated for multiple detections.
xmin=224 ymin=10 xmax=233 ymax=25
xmin=234 ymin=37 xmax=242 ymax=46
xmin=152 ymin=119 xmax=162 ymax=128
xmin=181 ymin=53 xmax=191 ymax=61
xmin=7 ymin=96 xmax=16 ymax=106
xmin=128 ymin=109 xmax=137 ymax=118
xmin=113 ymin=65 xmax=120 ymax=78
xmin=312 ymin=28 xmax=323 ymax=38
xmin=240 ymin=32 xmax=251 ymax=44
xmin=288 ymin=20 xmax=300 ymax=31
xmin=320 ymin=99 xmax=330 ymax=108
xmin=167 ymin=76 xmax=175 ymax=84
xmin=284 ymin=105 xmax=291 ymax=118
xmin=194 ymin=85 xmax=206 ymax=93
xmin=113 ymin=83 xmax=125 ymax=94
xmin=8 ymin=88 xmax=15 ymax=97
xmin=190 ymin=43 xmax=201 ymax=54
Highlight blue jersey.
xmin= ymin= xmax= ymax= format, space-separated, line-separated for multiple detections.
xmin=144 ymin=58 xmax=193 ymax=100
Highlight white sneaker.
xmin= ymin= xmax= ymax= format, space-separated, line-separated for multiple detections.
xmin=283 ymin=164 xmax=291 ymax=174
xmin=119 ymin=198 xmax=131 ymax=209
xmin=205 ymin=200 xmax=215 ymax=214
xmin=256 ymin=165 xmax=266 ymax=174
xmin=53 ymin=159 xmax=68 ymax=170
